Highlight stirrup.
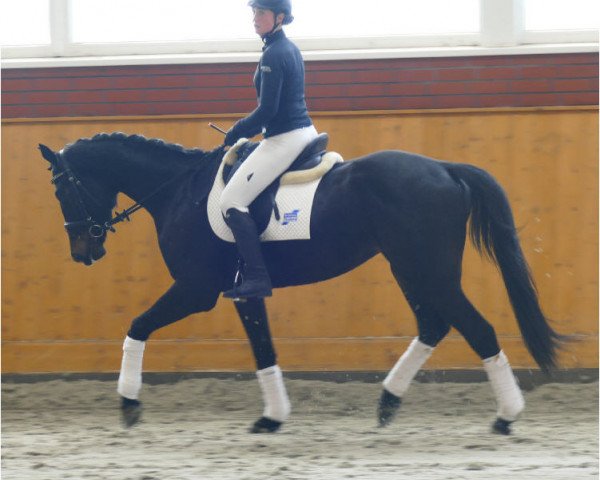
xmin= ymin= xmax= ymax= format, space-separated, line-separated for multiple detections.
xmin=223 ymin=264 xmax=272 ymax=300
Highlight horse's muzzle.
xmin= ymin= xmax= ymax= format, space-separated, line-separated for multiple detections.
xmin=72 ymin=252 xmax=94 ymax=266
xmin=70 ymin=237 xmax=106 ymax=266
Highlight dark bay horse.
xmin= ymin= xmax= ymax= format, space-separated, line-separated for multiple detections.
xmin=39 ymin=133 xmax=563 ymax=434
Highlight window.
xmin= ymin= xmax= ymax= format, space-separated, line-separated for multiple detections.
xmin=1 ymin=0 xmax=50 ymax=46
xmin=288 ymin=0 xmax=479 ymax=38
xmin=67 ymin=0 xmax=480 ymax=43
xmin=1 ymin=0 xmax=598 ymax=64
xmin=522 ymin=0 xmax=599 ymax=44
xmin=69 ymin=0 xmax=254 ymax=43
xmin=525 ymin=0 xmax=599 ymax=31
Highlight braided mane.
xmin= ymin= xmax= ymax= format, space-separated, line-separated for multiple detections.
xmin=70 ymin=132 xmax=210 ymax=157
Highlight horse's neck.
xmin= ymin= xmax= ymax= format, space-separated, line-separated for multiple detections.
xmin=100 ymin=145 xmax=195 ymax=217
xmin=127 ymin=156 xmax=182 ymax=196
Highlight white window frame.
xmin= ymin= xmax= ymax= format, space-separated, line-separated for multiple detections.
xmin=2 ymin=0 xmax=598 ymax=68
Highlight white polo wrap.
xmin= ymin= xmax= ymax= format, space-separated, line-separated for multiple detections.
xmin=383 ymin=337 xmax=434 ymax=397
xmin=256 ymin=365 xmax=291 ymax=422
xmin=117 ymin=336 xmax=146 ymax=400
xmin=483 ymin=350 xmax=525 ymax=421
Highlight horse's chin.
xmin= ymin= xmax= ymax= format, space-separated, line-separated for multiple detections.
xmin=72 ymin=253 xmax=93 ymax=266
xmin=88 ymin=245 xmax=107 ymax=265
xmin=72 ymin=245 xmax=106 ymax=266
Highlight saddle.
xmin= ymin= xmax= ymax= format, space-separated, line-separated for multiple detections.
xmin=221 ymin=133 xmax=342 ymax=233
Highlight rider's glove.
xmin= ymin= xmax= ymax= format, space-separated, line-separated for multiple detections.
xmin=224 ymin=121 xmax=242 ymax=146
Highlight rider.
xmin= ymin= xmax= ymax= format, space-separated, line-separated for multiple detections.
xmin=220 ymin=0 xmax=317 ymax=299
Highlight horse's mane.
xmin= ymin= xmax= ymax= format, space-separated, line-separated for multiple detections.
xmin=69 ymin=132 xmax=219 ymax=159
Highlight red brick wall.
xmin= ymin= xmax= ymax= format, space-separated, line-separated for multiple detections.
xmin=2 ymin=53 xmax=597 ymax=118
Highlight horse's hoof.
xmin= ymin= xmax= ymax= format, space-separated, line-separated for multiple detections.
xmin=492 ymin=417 xmax=513 ymax=435
xmin=249 ymin=416 xmax=282 ymax=433
xmin=121 ymin=397 xmax=142 ymax=428
xmin=377 ymin=389 xmax=402 ymax=427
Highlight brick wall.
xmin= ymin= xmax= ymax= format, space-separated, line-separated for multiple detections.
xmin=2 ymin=52 xmax=598 ymax=118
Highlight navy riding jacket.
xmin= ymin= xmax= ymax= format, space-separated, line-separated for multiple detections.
xmin=225 ymin=30 xmax=313 ymax=145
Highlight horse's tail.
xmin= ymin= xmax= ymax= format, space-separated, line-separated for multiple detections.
xmin=445 ymin=162 xmax=565 ymax=372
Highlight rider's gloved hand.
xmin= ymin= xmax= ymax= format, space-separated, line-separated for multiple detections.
xmin=224 ymin=121 xmax=242 ymax=146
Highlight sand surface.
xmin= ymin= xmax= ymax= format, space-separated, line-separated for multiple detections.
xmin=2 ymin=377 xmax=598 ymax=479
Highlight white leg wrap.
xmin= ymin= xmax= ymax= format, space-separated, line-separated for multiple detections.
xmin=483 ymin=350 xmax=525 ymax=421
xmin=117 ymin=336 xmax=146 ymax=400
xmin=256 ymin=365 xmax=291 ymax=423
xmin=383 ymin=337 xmax=434 ymax=398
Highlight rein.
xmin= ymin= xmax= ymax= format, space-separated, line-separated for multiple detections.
xmin=52 ymin=153 xmax=196 ymax=238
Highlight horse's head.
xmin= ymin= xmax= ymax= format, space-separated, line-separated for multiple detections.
xmin=39 ymin=143 xmax=115 ymax=266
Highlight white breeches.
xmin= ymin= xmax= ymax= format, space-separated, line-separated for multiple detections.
xmin=483 ymin=350 xmax=525 ymax=421
xmin=117 ymin=336 xmax=145 ymax=400
xmin=383 ymin=337 xmax=434 ymax=397
xmin=219 ymin=125 xmax=318 ymax=214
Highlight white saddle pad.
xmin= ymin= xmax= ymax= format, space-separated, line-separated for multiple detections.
xmin=207 ymin=155 xmax=340 ymax=243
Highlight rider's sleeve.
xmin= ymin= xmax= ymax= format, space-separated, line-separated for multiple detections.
xmin=226 ymin=53 xmax=284 ymax=144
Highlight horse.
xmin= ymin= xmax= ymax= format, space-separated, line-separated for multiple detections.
xmin=39 ymin=132 xmax=563 ymax=435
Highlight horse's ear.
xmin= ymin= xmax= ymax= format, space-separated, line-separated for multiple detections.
xmin=39 ymin=144 xmax=58 ymax=166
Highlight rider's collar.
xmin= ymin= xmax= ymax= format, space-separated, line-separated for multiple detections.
xmin=262 ymin=28 xmax=285 ymax=48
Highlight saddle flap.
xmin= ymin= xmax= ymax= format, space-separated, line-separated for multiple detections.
xmin=209 ymin=134 xmax=341 ymax=243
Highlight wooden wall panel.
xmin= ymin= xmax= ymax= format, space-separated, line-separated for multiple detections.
xmin=2 ymin=107 xmax=597 ymax=373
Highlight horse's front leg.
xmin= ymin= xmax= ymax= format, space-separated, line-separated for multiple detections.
xmin=118 ymin=281 xmax=218 ymax=427
xmin=235 ymin=298 xmax=290 ymax=433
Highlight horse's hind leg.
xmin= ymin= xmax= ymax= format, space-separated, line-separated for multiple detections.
xmin=235 ymin=298 xmax=290 ymax=433
xmin=412 ymin=282 xmax=525 ymax=433
xmin=440 ymin=290 xmax=525 ymax=434
xmin=380 ymin=256 xmax=523 ymax=434
xmin=378 ymin=270 xmax=451 ymax=427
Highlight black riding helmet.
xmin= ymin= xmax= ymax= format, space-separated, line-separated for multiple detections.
xmin=248 ymin=0 xmax=294 ymax=25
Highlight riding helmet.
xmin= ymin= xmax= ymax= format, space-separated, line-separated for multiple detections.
xmin=248 ymin=0 xmax=294 ymax=25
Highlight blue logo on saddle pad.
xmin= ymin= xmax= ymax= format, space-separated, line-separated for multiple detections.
xmin=281 ymin=209 xmax=300 ymax=225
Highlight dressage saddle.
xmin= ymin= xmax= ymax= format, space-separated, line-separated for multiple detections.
xmin=222 ymin=133 xmax=333 ymax=233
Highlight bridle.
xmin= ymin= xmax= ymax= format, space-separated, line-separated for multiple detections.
xmin=50 ymin=143 xmax=225 ymax=239
xmin=51 ymin=154 xmax=147 ymax=238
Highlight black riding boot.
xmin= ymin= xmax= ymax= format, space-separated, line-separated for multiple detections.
xmin=223 ymin=208 xmax=272 ymax=299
